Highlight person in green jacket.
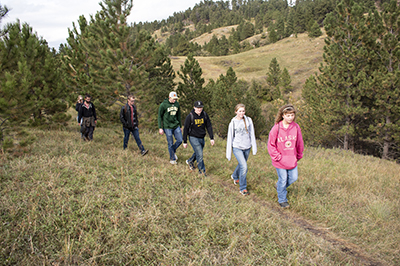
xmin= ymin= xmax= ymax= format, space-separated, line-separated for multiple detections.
xmin=158 ymin=91 xmax=182 ymax=164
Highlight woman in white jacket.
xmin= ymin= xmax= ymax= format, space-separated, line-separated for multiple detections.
xmin=226 ymin=104 xmax=257 ymax=196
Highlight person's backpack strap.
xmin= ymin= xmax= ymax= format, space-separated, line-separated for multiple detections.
xmin=189 ymin=112 xmax=194 ymax=134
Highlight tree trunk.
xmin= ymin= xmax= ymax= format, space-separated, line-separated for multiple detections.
xmin=382 ymin=116 xmax=391 ymax=159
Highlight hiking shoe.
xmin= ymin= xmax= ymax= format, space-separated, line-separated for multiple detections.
xmin=174 ymin=154 xmax=178 ymax=161
xmin=240 ymin=189 xmax=249 ymax=196
xmin=231 ymin=175 xmax=239 ymax=185
xmin=141 ymin=149 xmax=148 ymax=156
xmin=170 ymin=160 xmax=177 ymax=165
xmin=199 ymin=171 xmax=207 ymax=177
xmin=186 ymin=160 xmax=195 ymax=170
xmin=279 ymin=202 xmax=290 ymax=208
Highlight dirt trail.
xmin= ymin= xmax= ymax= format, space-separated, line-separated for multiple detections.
xmin=214 ymin=178 xmax=390 ymax=266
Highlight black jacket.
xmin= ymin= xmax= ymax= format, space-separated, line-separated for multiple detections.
xmin=78 ymin=102 xmax=97 ymax=122
xmin=183 ymin=109 xmax=214 ymax=143
xmin=75 ymin=102 xmax=82 ymax=112
xmin=120 ymin=103 xmax=139 ymax=129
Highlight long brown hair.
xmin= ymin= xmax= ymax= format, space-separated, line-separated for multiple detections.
xmin=235 ymin=103 xmax=248 ymax=133
xmin=274 ymin=104 xmax=296 ymax=124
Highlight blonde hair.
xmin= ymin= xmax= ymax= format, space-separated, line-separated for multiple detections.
xmin=274 ymin=104 xmax=296 ymax=124
xmin=235 ymin=103 xmax=248 ymax=133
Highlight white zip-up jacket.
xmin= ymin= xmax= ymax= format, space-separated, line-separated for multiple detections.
xmin=226 ymin=115 xmax=257 ymax=161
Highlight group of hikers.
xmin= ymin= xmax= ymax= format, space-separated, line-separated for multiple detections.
xmin=75 ymin=91 xmax=304 ymax=208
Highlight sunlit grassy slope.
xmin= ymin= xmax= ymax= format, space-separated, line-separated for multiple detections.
xmin=170 ymin=31 xmax=326 ymax=99
xmin=1 ymin=119 xmax=399 ymax=265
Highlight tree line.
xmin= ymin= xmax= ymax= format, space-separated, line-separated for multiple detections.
xmin=140 ymin=0 xmax=383 ymax=56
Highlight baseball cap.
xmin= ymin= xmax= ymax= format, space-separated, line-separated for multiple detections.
xmin=194 ymin=101 xmax=204 ymax=108
xmin=169 ymin=91 xmax=178 ymax=99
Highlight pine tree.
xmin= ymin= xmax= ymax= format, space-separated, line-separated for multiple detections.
xmin=268 ymin=25 xmax=278 ymax=43
xmin=368 ymin=0 xmax=400 ymax=159
xmin=0 ymin=3 xmax=8 ymax=24
xmin=280 ymin=67 xmax=293 ymax=94
xmin=176 ymin=54 xmax=207 ymax=116
xmin=242 ymin=85 xmax=265 ymax=137
xmin=302 ymin=0 xmax=375 ymax=151
xmin=209 ymin=68 xmax=264 ymax=138
xmin=174 ymin=35 xmax=190 ymax=56
xmin=255 ymin=14 xmax=264 ymax=34
xmin=275 ymin=16 xmax=285 ymax=40
xmin=63 ymin=0 xmax=174 ymax=125
xmin=219 ymin=35 xmax=230 ymax=56
xmin=62 ymin=15 xmax=93 ymax=103
xmin=145 ymin=50 xmax=176 ymax=127
xmin=285 ymin=10 xmax=295 ymax=37
xmin=266 ymin=58 xmax=282 ymax=99
xmin=209 ymin=67 xmax=242 ymax=138
xmin=308 ymin=20 xmax=322 ymax=38
xmin=0 ymin=21 xmax=69 ymax=150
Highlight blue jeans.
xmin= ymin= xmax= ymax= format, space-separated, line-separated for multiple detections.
xmin=164 ymin=127 xmax=182 ymax=160
xmin=123 ymin=127 xmax=144 ymax=151
xmin=188 ymin=136 xmax=205 ymax=174
xmin=275 ymin=166 xmax=298 ymax=203
xmin=232 ymin=147 xmax=251 ymax=191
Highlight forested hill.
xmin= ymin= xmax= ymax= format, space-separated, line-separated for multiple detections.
xmin=133 ymin=0 xmax=386 ymax=57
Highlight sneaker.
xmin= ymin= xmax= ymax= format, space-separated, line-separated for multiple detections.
xmin=186 ymin=160 xmax=194 ymax=170
xmin=231 ymin=175 xmax=239 ymax=185
xmin=174 ymin=154 xmax=178 ymax=161
xmin=240 ymin=189 xmax=249 ymax=196
xmin=141 ymin=149 xmax=148 ymax=156
xmin=199 ymin=171 xmax=207 ymax=177
xmin=279 ymin=202 xmax=290 ymax=208
xmin=170 ymin=160 xmax=177 ymax=165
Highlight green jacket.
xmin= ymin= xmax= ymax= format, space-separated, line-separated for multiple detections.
xmin=158 ymin=99 xmax=181 ymax=129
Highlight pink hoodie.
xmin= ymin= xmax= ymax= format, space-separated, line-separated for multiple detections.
xmin=267 ymin=121 xmax=304 ymax=170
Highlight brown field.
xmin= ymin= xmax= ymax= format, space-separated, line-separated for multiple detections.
xmin=171 ymin=31 xmax=326 ymax=99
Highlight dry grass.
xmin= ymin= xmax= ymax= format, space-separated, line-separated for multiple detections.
xmin=190 ymin=25 xmax=238 ymax=46
xmin=0 ymin=120 xmax=399 ymax=265
xmin=151 ymin=23 xmax=325 ymax=99
xmin=171 ymin=31 xmax=326 ymax=99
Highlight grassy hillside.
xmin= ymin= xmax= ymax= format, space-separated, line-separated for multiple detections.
xmin=170 ymin=31 xmax=325 ymax=99
xmin=190 ymin=25 xmax=237 ymax=46
xmin=1 ymin=119 xmax=399 ymax=265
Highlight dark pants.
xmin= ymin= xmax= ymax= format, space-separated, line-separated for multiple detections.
xmin=188 ymin=136 xmax=206 ymax=174
xmin=84 ymin=126 xmax=95 ymax=140
xmin=123 ymin=127 xmax=144 ymax=151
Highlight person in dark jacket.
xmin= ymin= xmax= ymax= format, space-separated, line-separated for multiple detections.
xmin=78 ymin=94 xmax=97 ymax=141
xmin=119 ymin=95 xmax=148 ymax=156
xmin=75 ymin=95 xmax=83 ymax=122
xmin=182 ymin=100 xmax=214 ymax=176
xmin=75 ymin=95 xmax=84 ymax=138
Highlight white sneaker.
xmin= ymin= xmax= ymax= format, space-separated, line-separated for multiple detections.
xmin=170 ymin=160 xmax=177 ymax=165
xmin=174 ymin=154 xmax=178 ymax=161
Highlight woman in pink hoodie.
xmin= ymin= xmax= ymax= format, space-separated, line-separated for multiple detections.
xmin=267 ymin=104 xmax=304 ymax=208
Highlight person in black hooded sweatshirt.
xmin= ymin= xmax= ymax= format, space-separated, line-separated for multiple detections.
xmin=182 ymin=101 xmax=214 ymax=176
